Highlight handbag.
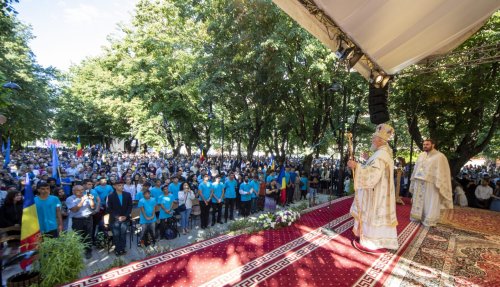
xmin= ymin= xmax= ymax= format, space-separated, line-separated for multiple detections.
xmin=177 ymin=203 xmax=187 ymax=212
xmin=176 ymin=191 xmax=188 ymax=212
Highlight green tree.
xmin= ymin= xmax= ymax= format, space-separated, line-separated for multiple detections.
xmin=1 ymin=5 xmax=56 ymax=146
xmin=393 ymin=12 xmax=500 ymax=175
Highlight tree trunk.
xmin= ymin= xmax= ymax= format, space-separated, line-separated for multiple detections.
xmin=185 ymin=145 xmax=192 ymax=157
xmin=236 ymin=138 xmax=242 ymax=160
xmin=302 ymin=153 xmax=313 ymax=175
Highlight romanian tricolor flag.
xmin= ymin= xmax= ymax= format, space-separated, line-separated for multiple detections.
xmin=200 ymin=148 xmax=205 ymax=162
xmin=270 ymin=155 xmax=275 ymax=171
xmin=20 ymin=174 xmax=41 ymax=268
xmin=76 ymin=136 xmax=83 ymax=158
xmin=277 ymin=166 xmax=287 ymax=204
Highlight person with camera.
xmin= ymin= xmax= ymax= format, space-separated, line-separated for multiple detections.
xmin=66 ymin=184 xmax=97 ymax=259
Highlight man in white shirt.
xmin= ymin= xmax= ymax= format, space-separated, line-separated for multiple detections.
xmin=475 ymin=178 xmax=493 ymax=209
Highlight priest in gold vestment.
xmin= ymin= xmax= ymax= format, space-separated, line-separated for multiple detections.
xmin=410 ymin=139 xmax=453 ymax=226
xmin=347 ymin=124 xmax=398 ymax=253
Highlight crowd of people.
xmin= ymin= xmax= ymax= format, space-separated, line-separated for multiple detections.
xmin=0 ymin=141 xmax=498 ymax=258
xmin=0 ymin=147 xmax=331 ymax=258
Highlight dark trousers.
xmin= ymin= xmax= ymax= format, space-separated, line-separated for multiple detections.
xmin=200 ymin=201 xmax=211 ymax=228
xmin=251 ymin=198 xmax=257 ymax=213
xmin=224 ymin=198 xmax=235 ymax=221
xmin=72 ymin=216 xmax=93 ymax=253
xmin=92 ymin=209 xmax=104 ymax=243
xmin=159 ymin=218 xmax=168 ymax=239
xmin=211 ymin=202 xmax=222 ymax=224
xmin=111 ymin=220 xmax=128 ymax=253
xmin=300 ymin=190 xmax=307 ymax=200
xmin=240 ymin=200 xmax=251 ymax=217
xmin=286 ymin=186 xmax=294 ymax=204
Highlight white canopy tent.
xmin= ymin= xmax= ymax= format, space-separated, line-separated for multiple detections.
xmin=272 ymin=0 xmax=499 ymax=83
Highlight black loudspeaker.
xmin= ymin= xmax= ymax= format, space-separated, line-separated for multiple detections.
xmin=368 ymin=84 xmax=390 ymax=124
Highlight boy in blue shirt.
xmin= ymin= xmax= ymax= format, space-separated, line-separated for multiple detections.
xmin=135 ymin=182 xmax=151 ymax=201
xmin=239 ymin=175 xmax=252 ymax=217
xmin=94 ymin=178 xmax=113 ymax=204
xmin=60 ymin=171 xmax=72 ymax=197
xmin=35 ymin=182 xmax=63 ymax=237
xmin=157 ymin=186 xmax=174 ymax=239
xmin=168 ymin=176 xmax=181 ymax=201
xmin=211 ymin=175 xmax=224 ymax=226
xmin=138 ymin=189 xmax=157 ymax=245
xmin=197 ymin=174 xmax=212 ymax=229
xmin=224 ymin=173 xmax=238 ymax=222
xmin=150 ymin=179 xmax=163 ymax=201
xmin=250 ymin=175 xmax=260 ymax=214
xmin=300 ymin=173 xmax=309 ymax=200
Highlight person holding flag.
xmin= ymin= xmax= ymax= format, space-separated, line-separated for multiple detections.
xmin=199 ymin=147 xmax=205 ymax=163
xmin=51 ymin=144 xmax=61 ymax=184
xmin=276 ymin=166 xmax=287 ymax=206
xmin=20 ymin=174 xmax=41 ymax=264
xmin=76 ymin=136 xmax=83 ymax=158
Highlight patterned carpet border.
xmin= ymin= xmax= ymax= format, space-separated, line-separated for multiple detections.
xmin=233 ymin=219 xmax=355 ymax=287
xmin=201 ymin=213 xmax=353 ymax=287
xmin=64 ymin=196 xmax=353 ymax=287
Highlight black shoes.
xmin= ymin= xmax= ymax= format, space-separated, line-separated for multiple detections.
xmin=85 ymin=251 xmax=92 ymax=259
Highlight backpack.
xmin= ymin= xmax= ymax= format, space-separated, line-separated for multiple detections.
xmin=164 ymin=218 xmax=179 ymax=240
xmin=165 ymin=227 xmax=177 ymax=240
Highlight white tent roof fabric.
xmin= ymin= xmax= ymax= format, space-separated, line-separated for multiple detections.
xmin=272 ymin=0 xmax=500 ymax=80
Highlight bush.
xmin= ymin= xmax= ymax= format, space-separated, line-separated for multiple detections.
xmin=35 ymin=231 xmax=87 ymax=287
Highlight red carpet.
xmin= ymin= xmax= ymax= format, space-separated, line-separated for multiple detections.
xmin=65 ymin=197 xmax=418 ymax=287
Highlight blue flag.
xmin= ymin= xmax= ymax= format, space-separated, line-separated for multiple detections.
xmin=51 ymin=145 xmax=60 ymax=182
xmin=3 ymin=137 xmax=11 ymax=169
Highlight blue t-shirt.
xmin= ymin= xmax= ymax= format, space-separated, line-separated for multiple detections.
xmin=135 ymin=191 xmax=144 ymax=201
xmin=300 ymin=177 xmax=308 ymax=191
xmin=35 ymin=195 xmax=61 ymax=233
xmin=285 ymin=172 xmax=291 ymax=185
xmin=251 ymin=180 xmax=260 ymax=198
xmin=239 ymin=182 xmax=252 ymax=202
xmin=150 ymin=187 xmax=163 ymax=200
xmin=138 ymin=197 xmax=157 ymax=224
xmin=290 ymin=172 xmax=297 ymax=184
xmin=224 ymin=179 xmax=237 ymax=199
xmin=211 ymin=182 xmax=224 ymax=203
xmin=168 ymin=183 xmax=181 ymax=201
xmin=117 ymin=193 xmax=123 ymax=205
xmin=61 ymin=177 xmax=72 ymax=196
xmin=198 ymin=182 xmax=212 ymax=201
xmin=158 ymin=194 xmax=174 ymax=219
xmin=94 ymin=184 xmax=113 ymax=203
xmin=266 ymin=174 xmax=276 ymax=183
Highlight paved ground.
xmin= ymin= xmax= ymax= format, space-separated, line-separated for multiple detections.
xmin=1 ymin=193 xmax=333 ymax=285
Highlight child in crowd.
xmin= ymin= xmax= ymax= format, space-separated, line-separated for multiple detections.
xmin=138 ymin=189 xmax=157 ymax=246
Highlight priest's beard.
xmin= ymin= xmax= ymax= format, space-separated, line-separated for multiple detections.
xmin=370 ymin=143 xmax=377 ymax=152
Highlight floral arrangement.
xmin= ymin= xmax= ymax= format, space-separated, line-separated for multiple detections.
xmin=256 ymin=209 xmax=301 ymax=230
